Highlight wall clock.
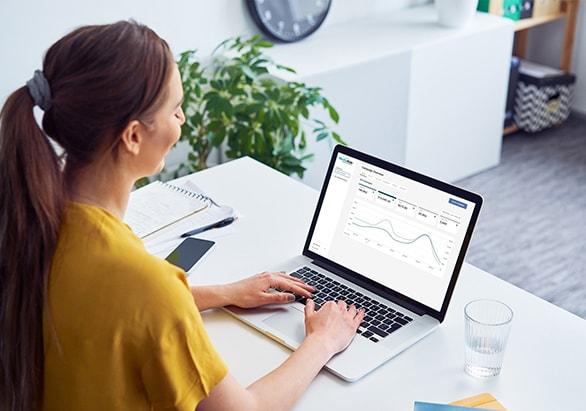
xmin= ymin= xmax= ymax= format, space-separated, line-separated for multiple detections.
xmin=246 ymin=0 xmax=332 ymax=43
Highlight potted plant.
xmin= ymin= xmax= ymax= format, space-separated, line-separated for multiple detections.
xmin=174 ymin=35 xmax=343 ymax=178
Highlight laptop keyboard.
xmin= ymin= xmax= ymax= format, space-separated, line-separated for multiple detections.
xmin=287 ymin=266 xmax=413 ymax=343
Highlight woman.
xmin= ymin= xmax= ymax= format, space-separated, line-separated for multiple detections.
xmin=0 ymin=21 xmax=364 ymax=411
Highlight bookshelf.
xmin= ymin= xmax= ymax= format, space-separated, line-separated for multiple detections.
xmin=513 ymin=0 xmax=579 ymax=71
xmin=513 ymin=12 xmax=565 ymax=31
xmin=504 ymin=0 xmax=579 ymax=135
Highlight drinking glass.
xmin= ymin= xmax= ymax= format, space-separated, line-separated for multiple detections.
xmin=464 ymin=299 xmax=513 ymax=378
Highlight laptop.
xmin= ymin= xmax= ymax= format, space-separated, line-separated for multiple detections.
xmin=226 ymin=145 xmax=482 ymax=381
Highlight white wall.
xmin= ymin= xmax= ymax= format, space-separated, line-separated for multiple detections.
xmin=525 ymin=5 xmax=586 ymax=114
xmin=0 ymin=0 xmax=425 ymax=104
xmin=0 ymin=0 xmax=428 ymax=175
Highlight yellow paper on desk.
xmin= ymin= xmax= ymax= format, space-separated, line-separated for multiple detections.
xmin=450 ymin=393 xmax=507 ymax=410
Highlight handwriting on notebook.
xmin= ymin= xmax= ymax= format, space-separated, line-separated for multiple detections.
xmin=124 ymin=181 xmax=209 ymax=238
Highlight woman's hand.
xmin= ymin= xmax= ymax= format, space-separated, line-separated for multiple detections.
xmin=304 ymin=299 xmax=365 ymax=356
xmin=226 ymin=271 xmax=315 ymax=309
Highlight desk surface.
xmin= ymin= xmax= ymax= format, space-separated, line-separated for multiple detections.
xmin=159 ymin=157 xmax=585 ymax=410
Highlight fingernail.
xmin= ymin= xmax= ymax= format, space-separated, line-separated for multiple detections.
xmin=287 ymin=294 xmax=295 ymax=301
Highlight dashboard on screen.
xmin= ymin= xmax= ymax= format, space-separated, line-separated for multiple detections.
xmin=308 ymin=152 xmax=476 ymax=311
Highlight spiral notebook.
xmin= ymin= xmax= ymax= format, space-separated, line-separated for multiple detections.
xmin=125 ymin=181 xmax=214 ymax=239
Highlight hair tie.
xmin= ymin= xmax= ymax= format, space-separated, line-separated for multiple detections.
xmin=26 ymin=70 xmax=52 ymax=111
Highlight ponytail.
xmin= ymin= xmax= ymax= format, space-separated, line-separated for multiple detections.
xmin=0 ymin=87 xmax=65 ymax=410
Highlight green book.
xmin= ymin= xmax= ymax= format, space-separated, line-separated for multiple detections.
xmin=477 ymin=0 xmax=491 ymax=12
xmin=504 ymin=0 xmax=522 ymax=20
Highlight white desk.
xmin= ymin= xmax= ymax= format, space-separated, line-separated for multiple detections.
xmin=158 ymin=157 xmax=586 ymax=410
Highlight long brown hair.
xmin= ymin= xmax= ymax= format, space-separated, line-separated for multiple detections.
xmin=0 ymin=21 xmax=173 ymax=410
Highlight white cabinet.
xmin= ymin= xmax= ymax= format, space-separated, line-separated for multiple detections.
xmin=267 ymin=5 xmax=514 ymax=188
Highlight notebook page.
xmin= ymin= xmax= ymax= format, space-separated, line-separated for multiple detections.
xmin=125 ymin=181 xmax=208 ymax=238
xmin=142 ymin=179 xmax=238 ymax=257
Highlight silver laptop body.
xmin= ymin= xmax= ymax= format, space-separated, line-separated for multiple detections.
xmin=226 ymin=146 xmax=482 ymax=381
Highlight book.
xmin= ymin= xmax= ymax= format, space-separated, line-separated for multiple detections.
xmin=415 ymin=393 xmax=506 ymax=411
xmin=125 ymin=181 xmax=214 ymax=239
xmin=415 ymin=403 xmax=478 ymax=411
xmin=450 ymin=393 xmax=506 ymax=410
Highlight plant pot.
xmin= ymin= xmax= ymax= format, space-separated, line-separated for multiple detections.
xmin=436 ymin=0 xmax=479 ymax=28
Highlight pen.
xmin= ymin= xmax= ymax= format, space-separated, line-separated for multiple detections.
xmin=180 ymin=216 xmax=236 ymax=238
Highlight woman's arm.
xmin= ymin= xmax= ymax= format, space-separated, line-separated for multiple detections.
xmin=190 ymin=271 xmax=314 ymax=311
xmin=197 ymin=300 xmax=364 ymax=411
xmin=189 ymin=284 xmax=231 ymax=311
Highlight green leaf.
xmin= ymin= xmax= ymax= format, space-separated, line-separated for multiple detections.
xmin=254 ymin=131 xmax=266 ymax=154
xmin=241 ymin=65 xmax=257 ymax=80
xmin=257 ymin=40 xmax=274 ymax=48
xmin=300 ymin=131 xmax=307 ymax=149
xmin=332 ymin=132 xmax=346 ymax=145
xmin=316 ymin=131 xmax=329 ymax=141
xmin=281 ymin=156 xmax=301 ymax=166
xmin=328 ymin=105 xmax=340 ymax=123
xmin=276 ymin=64 xmax=297 ymax=74
xmin=208 ymin=129 xmax=226 ymax=147
xmin=134 ymin=176 xmax=150 ymax=189
xmin=252 ymin=92 xmax=267 ymax=102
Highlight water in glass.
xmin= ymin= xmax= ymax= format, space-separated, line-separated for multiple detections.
xmin=464 ymin=299 xmax=513 ymax=378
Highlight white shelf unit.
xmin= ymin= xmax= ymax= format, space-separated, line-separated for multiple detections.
xmin=267 ymin=5 xmax=514 ymax=188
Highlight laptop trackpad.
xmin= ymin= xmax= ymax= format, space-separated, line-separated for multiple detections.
xmin=263 ymin=307 xmax=305 ymax=345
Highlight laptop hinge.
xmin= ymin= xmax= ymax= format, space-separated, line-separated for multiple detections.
xmin=311 ymin=259 xmax=427 ymax=316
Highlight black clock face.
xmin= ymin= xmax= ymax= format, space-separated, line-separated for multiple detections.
xmin=247 ymin=0 xmax=332 ymax=43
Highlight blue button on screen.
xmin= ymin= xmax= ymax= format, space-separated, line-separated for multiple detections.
xmin=449 ymin=198 xmax=467 ymax=209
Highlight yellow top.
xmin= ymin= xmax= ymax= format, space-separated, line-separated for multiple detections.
xmin=43 ymin=202 xmax=228 ymax=410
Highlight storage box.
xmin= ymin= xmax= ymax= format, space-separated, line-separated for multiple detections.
xmin=514 ymin=60 xmax=576 ymax=132
xmin=532 ymin=0 xmax=561 ymax=17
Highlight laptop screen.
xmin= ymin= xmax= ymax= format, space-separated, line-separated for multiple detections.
xmin=307 ymin=151 xmax=476 ymax=311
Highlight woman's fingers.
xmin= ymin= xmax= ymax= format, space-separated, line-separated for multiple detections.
xmin=336 ymin=300 xmax=348 ymax=310
xmin=276 ymin=271 xmax=315 ymax=291
xmin=348 ymin=304 xmax=357 ymax=316
xmin=354 ymin=308 xmax=366 ymax=326
xmin=264 ymin=291 xmax=296 ymax=304
xmin=305 ymin=299 xmax=316 ymax=317
xmin=277 ymin=271 xmax=306 ymax=284
xmin=274 ymin=271 xmax=315 ymax=289
xmin=272 ymin=276 xmax=314 ymax=298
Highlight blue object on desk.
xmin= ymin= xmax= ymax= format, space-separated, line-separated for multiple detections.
xmin=414 ymin=402 xmax=478 ymax=411
xmin=180 ymin=216 xmax=236 ymax=238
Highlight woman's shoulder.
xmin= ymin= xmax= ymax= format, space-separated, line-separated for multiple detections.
xmin=60 ymin=201 xmax=141 ymax=248
xmin=51 ymin=201 xmax=192 ymax=315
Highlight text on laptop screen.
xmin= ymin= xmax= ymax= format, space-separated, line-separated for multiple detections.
xmin=308 ymin=153 xmax=475 ymax=311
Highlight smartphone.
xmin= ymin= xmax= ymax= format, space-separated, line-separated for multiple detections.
xmin=164 ymin=238 xmax=215 ymax=272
